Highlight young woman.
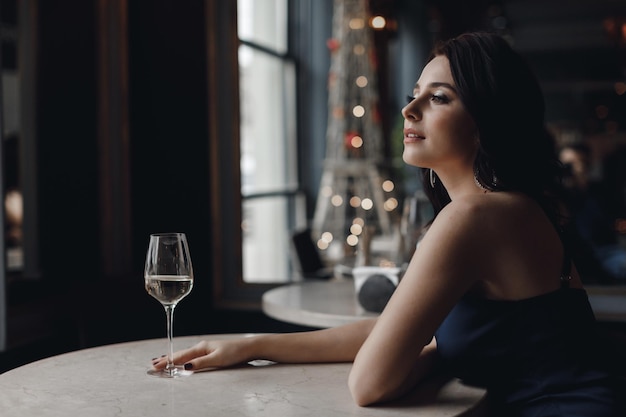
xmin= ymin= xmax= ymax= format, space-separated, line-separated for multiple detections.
xmin=152 ymin=32 xmax=624 ymax=416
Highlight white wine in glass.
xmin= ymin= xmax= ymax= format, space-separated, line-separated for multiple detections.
xmin=144 ymin=232 xmax=194 ymax=378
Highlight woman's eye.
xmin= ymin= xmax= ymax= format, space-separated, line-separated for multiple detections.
xmin=405 ymin=95 xmax=415 ymax=104
xmin=431 ymin=94 xmax=449 ymax=104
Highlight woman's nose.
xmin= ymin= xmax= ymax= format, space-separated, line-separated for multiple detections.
xmin=401 ymin=101 xmax=420 ymax=121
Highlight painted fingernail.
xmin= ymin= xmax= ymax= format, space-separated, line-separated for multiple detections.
xmin=184 ymin=363 xmax=193 ymax=370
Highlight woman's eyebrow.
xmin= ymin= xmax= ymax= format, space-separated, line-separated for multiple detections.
xmin=413 ymin=82 xmax=457 ymax=92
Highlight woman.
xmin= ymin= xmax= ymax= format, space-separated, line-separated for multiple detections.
xmin=152 ymin=32 xmax=624 ymax=416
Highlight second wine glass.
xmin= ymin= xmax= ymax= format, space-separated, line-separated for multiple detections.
xmin=144 ymin=232 xmax=194 ymax=378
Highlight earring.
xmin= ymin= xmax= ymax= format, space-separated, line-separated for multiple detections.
xmin=474 ymin=169 xmax=497 ymax=191
xmin=474 ymin=171 xmax=487 ymax=190
xmin=430 ymin=169 xmax=436 ymax=188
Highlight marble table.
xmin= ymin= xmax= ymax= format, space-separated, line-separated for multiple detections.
xmin=0 ymin=334 xmax=487 ymax=417
xmin=262 ymin=278 xmax=377 ymax=328
xmin=263 ymin=280 xmax=626 ymax=329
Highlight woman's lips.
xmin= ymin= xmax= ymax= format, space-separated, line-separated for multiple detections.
xmin=404 ymin=129 xmax=425 ymax=142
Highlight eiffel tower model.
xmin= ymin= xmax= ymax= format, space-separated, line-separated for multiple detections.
xmin=312 ymin=0 xmax=398 ymax=263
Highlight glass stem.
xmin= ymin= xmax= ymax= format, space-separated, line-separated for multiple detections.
xmin=164 ymin=304 xmax=176 ymax=372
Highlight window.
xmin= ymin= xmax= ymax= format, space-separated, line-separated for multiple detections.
xmin=237 ymin=0 xmax=304 ymax=283
xmin=208 ymin=0 xmax=331 ymax=308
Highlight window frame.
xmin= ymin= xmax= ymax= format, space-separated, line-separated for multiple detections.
xmin=238 ymin=8 xmax=301 ymax=283
xmin=207 ymin=0 xmax=332 ymax=308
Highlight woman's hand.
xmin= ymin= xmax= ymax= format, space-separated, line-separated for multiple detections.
xmin=151 ymin=338 xmax=254 ymax=371
xmin=150 ymin=319 xmax=378 ymax=373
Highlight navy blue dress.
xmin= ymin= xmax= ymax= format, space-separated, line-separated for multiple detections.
xmin=435 ymin=287 xmax=625 ymax=416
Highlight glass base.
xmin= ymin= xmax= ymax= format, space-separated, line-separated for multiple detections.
xmin=147 ymin=366 xmax=193 ymax=378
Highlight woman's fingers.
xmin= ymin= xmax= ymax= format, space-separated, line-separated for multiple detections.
xmin=150 ymin=341 xmax=210 ymax=370
xmin=150 ymin=339 xmax=250 ymax=371
xmin=150 ymin=354 xmax=167 ymax=369
xmin=182 ymin=341 xmax=240 ymax=370
xmin=172 ymin=342 xmax=211 ymax=365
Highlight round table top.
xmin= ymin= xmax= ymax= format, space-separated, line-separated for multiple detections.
xmin=263 ymin=280 xmax=626 ymax=329
xmin=262 ymin=278 xmax=377 ymax=328
xmin=0 ymin=334 xmax=487 ymax=417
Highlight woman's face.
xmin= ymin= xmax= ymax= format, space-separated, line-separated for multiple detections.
xmin=401 ymin=55 xmax=478 ymax=172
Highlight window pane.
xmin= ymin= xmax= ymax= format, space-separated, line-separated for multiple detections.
xmin=242 ymin=196 xmax=292 ymax=283
xmin=237 ymin=0 xmax=300 ymax=285
xmin=237 ymin=0 xmax=287 ymax=54
xmin=239 ymin=44 xmax=297 ymax=195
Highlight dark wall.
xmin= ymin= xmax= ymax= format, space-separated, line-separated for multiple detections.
xmin=35 ymin=0 xmax=214 ymax=284
xmin=37 ymin=1 xmax=99 ymax=278
xmin=127 ymin=0 xmax=213 ymax=330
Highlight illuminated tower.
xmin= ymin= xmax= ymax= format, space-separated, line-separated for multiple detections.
xmin=312 ymin=0 xmax=398 ymax=261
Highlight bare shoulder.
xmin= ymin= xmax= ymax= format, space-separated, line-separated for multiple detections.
xmin=411 ymin=193 xmax=527 ymax=284
xmin=430 ymin=192 xmax=566 ymax=298
xmin=434 ymin=191 xmax=545 ymax=235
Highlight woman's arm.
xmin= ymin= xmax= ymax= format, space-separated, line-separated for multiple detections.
xmin=152 ymin=318 xmax=377 ymax=371
xmin=349 ymin=199 xmax=484 ymax=406
xmin=349 ymin=337 xmax=441 ymax=405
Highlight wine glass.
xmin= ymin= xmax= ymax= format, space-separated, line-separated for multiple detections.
xmin=144 ymin=232 xmax=194 ymax=378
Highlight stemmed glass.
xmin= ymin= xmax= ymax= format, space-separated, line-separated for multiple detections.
xmin=144 ymin=232 xmax=194 ymax=378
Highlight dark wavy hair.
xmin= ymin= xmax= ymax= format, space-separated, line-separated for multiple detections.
xmin=420 ymin=32 xmax=564 ymax=226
